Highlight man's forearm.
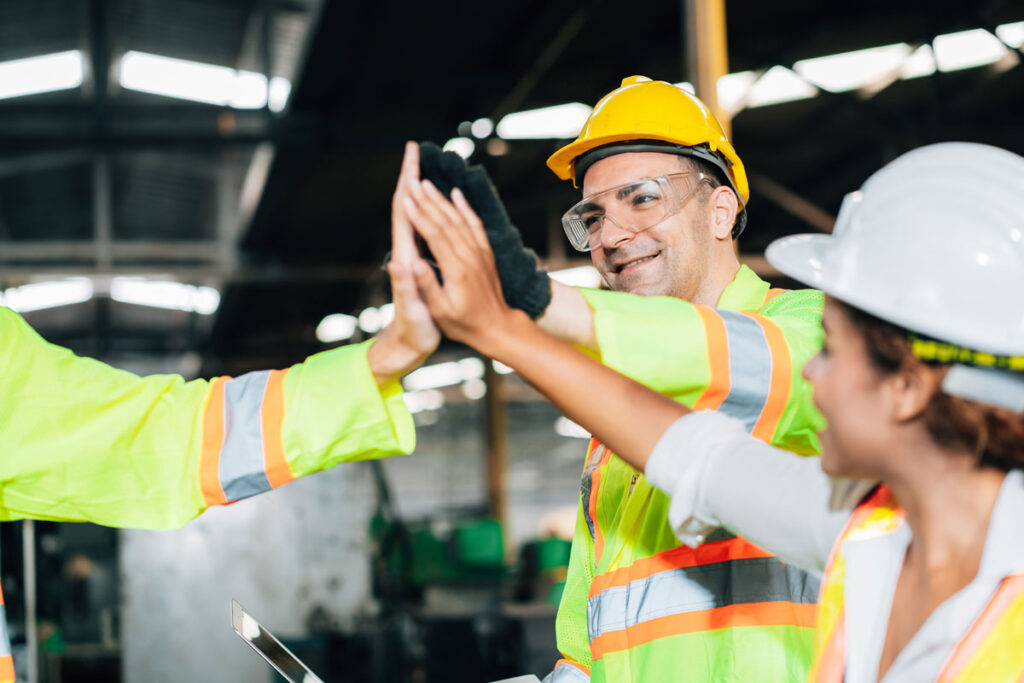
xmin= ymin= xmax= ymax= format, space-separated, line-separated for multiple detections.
xmin=535 ymin=281 xmax=599 ymax=351
xmin=481 ymin=311 xmax=685 ymax=469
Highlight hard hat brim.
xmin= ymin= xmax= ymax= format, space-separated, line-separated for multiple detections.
xmin=764 ymin=233 xmax=833 ymax=292
xmin=764 ymin=232 xmax=879 ymax=318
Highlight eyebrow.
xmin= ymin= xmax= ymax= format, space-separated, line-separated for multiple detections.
xmin=615 ymin=183 xmax=642 ymax=201
xmin=576 ymin=200 xmax=603 ymax=214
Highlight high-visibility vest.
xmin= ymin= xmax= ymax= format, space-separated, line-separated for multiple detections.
xmin=0 ymin=585 xmax=12 ymax=683
xmin=810 ymin=485 xmax=1024 ymax=682
xmin=0 ymin=306 xmax=418 ymax=683
xmin=554 ymin=274 xmax=827 ymax=682
xmin=582 ymin=440 xmax=819 ymax=682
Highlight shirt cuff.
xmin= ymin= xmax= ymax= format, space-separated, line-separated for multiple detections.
xmin=645 ymin=410 xmax=749 ymax=547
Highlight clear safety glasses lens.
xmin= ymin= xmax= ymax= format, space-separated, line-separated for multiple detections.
xmin=560 ymin=172 xmax=701 ymax=252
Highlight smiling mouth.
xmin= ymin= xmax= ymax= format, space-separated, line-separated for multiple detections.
xmin=615 ymin=254 xmax=658 ymax=273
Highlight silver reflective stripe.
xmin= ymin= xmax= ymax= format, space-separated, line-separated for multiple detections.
xmin=219 ymin=370 xmax=273 ymax=502
xmin=718 ymin=310 xmax=773 ymax=431
xmin=586 ymin=557 xmax=818 ymax=642
xmin=541 ymin=662 xmax=590 ymax=683
xmin=0 ymin=603 xmax=10 ymax=656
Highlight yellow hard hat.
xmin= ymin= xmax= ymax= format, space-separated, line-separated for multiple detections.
xmin=547 ymin=76 xmax=749 ymax=235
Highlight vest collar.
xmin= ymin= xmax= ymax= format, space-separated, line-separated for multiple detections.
xmin=715 ymin=264 xmax=771 ymax=312
xmin=977 ymin=469 xmax=1024 ymax=580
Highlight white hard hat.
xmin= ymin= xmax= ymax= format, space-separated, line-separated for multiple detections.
xmin=766 ymin=142 xmax=1024 ymax=411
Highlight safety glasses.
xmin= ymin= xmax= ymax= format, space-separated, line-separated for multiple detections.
xmin=561 ymin=172 xmax=708 ymax=252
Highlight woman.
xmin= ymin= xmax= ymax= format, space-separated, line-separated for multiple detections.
xmin=399 ymin=141 xmax=1024 ymax=681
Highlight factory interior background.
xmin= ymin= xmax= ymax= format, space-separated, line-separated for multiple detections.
xmin=0 ymin=0 xmax=1022 ymax=680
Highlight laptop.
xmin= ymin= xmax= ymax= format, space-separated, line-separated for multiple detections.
xmin=232 ymin=599 xmax=542 ymax=683
xmin=231 ymin=599 xmax=326 ymax=683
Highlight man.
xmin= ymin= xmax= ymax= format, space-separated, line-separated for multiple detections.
xmin=0 ymin=144 xmax=434 ymax=680
xmin=414 ymin=76 xmax=825 ymax=682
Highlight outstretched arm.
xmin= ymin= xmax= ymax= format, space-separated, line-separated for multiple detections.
xmin=404 ymin=180 xmax=846 ymax=569
xmin=403 ymin=178 xmax=684 ymax=469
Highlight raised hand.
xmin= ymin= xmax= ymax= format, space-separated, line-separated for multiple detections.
xmin=404 ymin=179 xmax=528 ymax=353
xmin=418 ymin=143 xmax=552 ymax=318
xmin=367 ymin=143 xmax=441 ymax=385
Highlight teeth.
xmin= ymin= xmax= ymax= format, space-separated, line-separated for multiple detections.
xmin=619 ymin=255 xmax=656 ymax=272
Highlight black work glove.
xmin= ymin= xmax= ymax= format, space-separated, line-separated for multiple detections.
xmin=418 ymin=142 xmax=552 ymax=319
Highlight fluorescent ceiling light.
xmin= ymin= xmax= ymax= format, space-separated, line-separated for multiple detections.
xmin=492 ymin=360 xmax=515 ymax=375
xmin=268 ymin=77 xmax=292 ymax=113
xmin=470 ymin=118 xmax=494 ymax=138
xmin=443 ymin=136 xmax=475 ymax=158
xmin=119 ymin=51 xmax=291 ymax=111
xmin=554 ymin=416 xmax=591 ymax=439
xmin=794 ymin=43 xmax=912 ymax=92
xmin=497 ymin=102 xmax=592 ymax=140
xmin=673 ymin=81 xmax=696 ymax=94
xmin=110 ymin=278 xmax=219 ymax=314
xmin=933 ymin=29 xmax=1007 ymax=72
xmin=403 ymin=357 xmax=484 ymax=392
xmin=717 ymin=71 xmax=758 ymax=115
xmin=549 ymin=265 xmax=603 ymax=289
xmin=316 ymin=313 xmax=358 ymax=343
xmin=746 ymin=66 xmax=818 ymax=108
xmin=899 ymin=45 xmax=938 ymax=79
xmin=2 ymin=278 xmax=93 ymax=312
xmin=0 ymin=50 xmax=84 ymax=100
xmin=996 ymin=21 xmax=1024 ymax=48
xmin=461 ymin=378 xmax=487 ymax=400
xmin=403 ymin=389 xmax=444 ymax=414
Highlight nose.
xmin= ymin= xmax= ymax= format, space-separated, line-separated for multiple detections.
xmin=596 ymin=215 xmax=636 ymax=250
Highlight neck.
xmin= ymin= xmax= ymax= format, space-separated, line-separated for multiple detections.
xmin=691 ymin=248 xmax=740 ymax=307
xmin=884 ymin=444 xmax=1005 ymax=573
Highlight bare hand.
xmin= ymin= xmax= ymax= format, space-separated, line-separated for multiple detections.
xmin=404 ymin=180 xmax=528 ymax=352
xmin=368 ymin=143 xmax=441 ymax=384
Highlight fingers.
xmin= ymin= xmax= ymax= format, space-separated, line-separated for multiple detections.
xmin=387 ymin=259 xmax=419 ymax=306
xmin=411 ymin=257 xmax=450 ymax=320
xmin=391 ymin=141 xmax=420 ymax=265
xmin=407 ymin=179 xmax=485 ymax=261
xmin=451 ymin=187 xmax=491 ymax=253
xmin=404 ymin=188 xmax=461 ymax=274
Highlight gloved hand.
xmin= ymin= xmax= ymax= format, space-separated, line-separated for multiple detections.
xmin=418 ymin=142 xmax=552 ymax=319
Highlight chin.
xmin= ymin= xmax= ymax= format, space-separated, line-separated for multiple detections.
xmin=611 ymin=276 xmax=670 ymax=297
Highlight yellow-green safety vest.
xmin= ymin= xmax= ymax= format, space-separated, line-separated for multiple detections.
xmin=549 ymin=266 xmax=827 ymax=683
xmin=810 ymin=484 xmax=1024 ymax=682
xmin=0 ymin=306 xmax=415 ymax=681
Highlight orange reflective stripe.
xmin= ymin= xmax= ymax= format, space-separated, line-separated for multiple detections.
xmin=199 ymin=377 xmax=229 ymax=507
xmin=588 ymin=536 xmax=774 ymax=597
xmin=823 ymin=485 xmax=892 ymax=575
xmin=553 ymin=658 xmax=590 ymax=676
xmin=749 ymin=314 xmax=791 ymax=443
xmin=589 ymin=444 xmax=612 ymax=565
xmin=808 ymin=610 xmax=846 ymax=683
xmin=261 ymin=368 xmax=294 ymax=488
xmin=813 ymin=485 xmax=900 ymax=678
xmin=763 ymin=288 xmax=787 ymax=305
xmin=590 ymin=601 xmax=816 ymax=660
xmin=937 ymin=574 xmax=1024 ymax=682
xmin=547 ymin=659 xmax=591 ymax=682
xmin=692 ymin=306 xmax=730 ymax=411
xmin=0 ymin=655 xmax=13 ymax=682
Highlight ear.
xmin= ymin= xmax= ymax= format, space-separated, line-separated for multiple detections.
xmin=708 ymin=186 xmax=739 ymax=241
xmin=889 ymin=361 xmax=943 ymax=423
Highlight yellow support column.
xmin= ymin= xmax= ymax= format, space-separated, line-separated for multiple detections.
xmin=684 ymin=0 xmax=732 ymax=137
